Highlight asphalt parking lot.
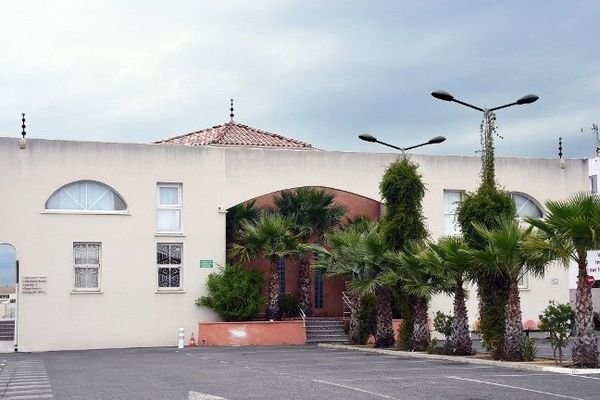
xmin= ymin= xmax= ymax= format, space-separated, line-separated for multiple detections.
xmin=1 ymin=345 xmax=599 ymax=400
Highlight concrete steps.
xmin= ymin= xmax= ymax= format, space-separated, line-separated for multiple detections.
xmin=0 ymin=321 xmax=14 ymax=341
xmin=305 ymin=317 xmax=349 ymax=344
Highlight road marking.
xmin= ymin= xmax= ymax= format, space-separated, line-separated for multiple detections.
xmin=336 ymin=373 xmax=553 ymax=382
xmin=567 ymin=374 xmax=600 ymax=381
xmin=0 ymin=359 xmax=54 ymax=399
xmin=313 ymin=379 xmax=399 ymax=399
xmin=188 ymin=391 xmax=227 ymax=399
xmin=447 ymin=376 xmax=585 ymax=400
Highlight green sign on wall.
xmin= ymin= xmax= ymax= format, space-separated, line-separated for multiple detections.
xmin=200 ymin=260 xmax=214 ymax=269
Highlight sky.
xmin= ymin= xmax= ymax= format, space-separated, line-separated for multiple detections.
xmin=0 ymin=245 xmax=16 ymax=286
xmin=1 ymin=1 xmax=599 ymax=158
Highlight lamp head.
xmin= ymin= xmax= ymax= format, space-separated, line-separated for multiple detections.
xmin=358 ymin=133 xmax=377 ymax=143
xmin=516 ymin=94 xmax=539 ymax=105
xmin=431 ymin=90 xmax=454 ymax=102
xmin=428 ymin=136 xmax=446 ymax=144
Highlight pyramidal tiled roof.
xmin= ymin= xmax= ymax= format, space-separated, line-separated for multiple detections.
xmin=155 ymin=121 xmax=314 ymax=149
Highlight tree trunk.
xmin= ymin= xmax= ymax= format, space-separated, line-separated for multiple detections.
xmin=503 ymin=279 xmax=524 ymax=361
xmin=374 ymin=288 xmax=395 ymax=348
xmin=412 ymin=297 xmax=430 ymax=351
xmin=349 ymin=294 xmax=363 ymax=344
xmin=266 ymin=261 xmax=280 ymax=320
xmin=451 ymin=280 xmax=472 ymax=355
xmin=297 ymin=255 xmax=312 ymax=316
xmin=572 ymin=259 xmax=599 ymax=367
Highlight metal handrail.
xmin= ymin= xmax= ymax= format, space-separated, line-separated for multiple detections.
xmin=299 ymin=307 xmax=306 ymax=327
xmin=342 ymin=291 xmax=354 ymax=312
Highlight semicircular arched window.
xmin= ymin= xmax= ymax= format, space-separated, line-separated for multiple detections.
xmin=511 ymin=192 xmax=543 ymax=219
xmin=45 ymin=181 xmax=127 ymax=212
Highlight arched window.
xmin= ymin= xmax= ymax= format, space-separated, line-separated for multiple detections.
xmin=45 ymin=181 xmax=127 ymax=212
xmin=511 ymin=192 xmax=543 ymax=219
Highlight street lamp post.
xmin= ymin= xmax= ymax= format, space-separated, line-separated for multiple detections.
xmin=358 ymin=134 xmax=446 ymax=157
xmin=431 ymin=90 xmax=538 ymax=185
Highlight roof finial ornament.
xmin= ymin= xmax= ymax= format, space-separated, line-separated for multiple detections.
xmin=21 ymin=113 xmax=26 ymax=139
xmin=19 ymin=113 xmax=27 ymax=150
xmin=558 ymin=136 xmax=563 ymax=159
xmin=229 ymin=98 xmax=234 ymax=122
xmin=559 ymin=137 xmax=566 ymax=169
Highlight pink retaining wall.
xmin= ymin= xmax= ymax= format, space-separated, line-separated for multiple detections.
xmin=198 ymin=321 xmax=306 ymax=346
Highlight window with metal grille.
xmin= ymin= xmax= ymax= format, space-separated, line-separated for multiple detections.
xmin=73 ymin=243 xmax=101 ymax=290
xmin=157 ymin=243 xmax=182 ymax=290
xmin=314 ymin=270 xmax=324 ymax=309
xmin=276 ymin=257 xmax=285 ymax=294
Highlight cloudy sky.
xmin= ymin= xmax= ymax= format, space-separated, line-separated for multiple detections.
xmin=1 ymin=1 xmax=599 ymax=158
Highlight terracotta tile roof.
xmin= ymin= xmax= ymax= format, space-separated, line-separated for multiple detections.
xmin=155 ymin=121 xmax=314 ymax=149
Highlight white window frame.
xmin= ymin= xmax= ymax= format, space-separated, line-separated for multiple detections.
xmin=591 ymin=175 xmax=598 ymax=195
xmin=156 ymin=243 xmax=183 ymax=291
xmin=44 ymin=180 xmax=128 ymax=215
xmin=156 ymin=183 xmax=183 ymax=234
xmin=443 ymin=190 xmax=465 ymax=236
xmin=73 ymin=242 xmax=101 ymax=292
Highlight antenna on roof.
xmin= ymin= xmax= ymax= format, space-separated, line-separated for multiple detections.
xmin=581 ymin=123 xmax=599 ymax=156
xmin=230 ymin=99 xmax=234 ymax=122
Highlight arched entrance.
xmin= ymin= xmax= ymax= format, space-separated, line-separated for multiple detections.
xmin=226 ymin=187 xmax=382 ymax=318
xmin=0 ymin=243 xmax=17 ymax=352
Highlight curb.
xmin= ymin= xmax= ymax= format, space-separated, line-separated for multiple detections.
xmin=317 ymin=343 xmax=600 ymax=375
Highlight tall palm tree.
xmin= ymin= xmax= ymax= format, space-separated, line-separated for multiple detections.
xmin=315 ymin=222 xmax=394 ymax=347
xmin=427 ymin=236 xmax=474 ymax=355
xmin=229 ymin=213 xmax=306 ymax=320
xmin=525 ymin=193 xmax=600 ymax=368
xmin=471 ymin=217 xmax=546 ymax=361
xmin=386 ymin=242 xmax=451 ymax=351
xmin=274 ymin=187 xmax=347 ymax=315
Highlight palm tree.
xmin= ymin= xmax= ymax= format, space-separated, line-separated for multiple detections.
xmin=226 ymin=200 xmax=262 ymax=259
xmin=525 ymin=193 xmax=600 ymax=368
xmin=427 ymin=236 xmax=474 ymax=355
xmin=315 ymin=222 xmax=394 ymax=347
xmin=274 ymin=187 xmax=347 ymax=315
xmin=471 ymin=217 xmax=546 ymax=361
xmin=386 ymin=242 xmax=451 ymax=351
xmin=229 ymin=213 xmax=306 ymax=320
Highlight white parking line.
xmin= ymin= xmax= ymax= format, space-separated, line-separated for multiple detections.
xmin=313 ymin=379 xmax=399 ymax=399
xmin=447 ymin=376 xmax=585 ymax=400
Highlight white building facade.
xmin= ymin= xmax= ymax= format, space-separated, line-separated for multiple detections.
xmin=0 ymin=136 xmax=589 ymax=351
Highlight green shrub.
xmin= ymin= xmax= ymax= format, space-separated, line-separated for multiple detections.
xmin=357 ymin=294 xmax=378 ymax=344
xmin=523 ymin=337 xmax=537 ymax=362
xmin=197 ymin=264 xmax=264 ymax=322
xmin=279 ymin=293 xmax=300 ymax=319
xmin=433 ymin=311 xmax=453 ymax=354
xmin=539 ymin=301 xmax=575 ymax=365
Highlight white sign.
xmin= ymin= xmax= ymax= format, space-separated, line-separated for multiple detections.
xmin=568 ymin=250 xmax=600 ymax=289
xmin=21 ymin=276 xmax=47 ymax=294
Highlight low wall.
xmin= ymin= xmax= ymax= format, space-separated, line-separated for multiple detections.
xmin=198 ymin=321 xmax=306 ymax=346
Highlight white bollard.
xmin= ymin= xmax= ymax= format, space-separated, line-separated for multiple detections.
xmin=178 ymin=327 xmax=185 ymax=349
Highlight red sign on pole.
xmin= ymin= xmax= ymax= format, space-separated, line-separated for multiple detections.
xmin=586 ymin=275 xmax=596 ymax=287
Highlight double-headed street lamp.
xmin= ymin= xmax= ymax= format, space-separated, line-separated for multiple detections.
xmin=358 ymin=133 xmax=446 ymax=156
xmin=431 ymin=89 xmax=539 ymax=184
xmin=431 ymin=90 xmax=539 ymax=113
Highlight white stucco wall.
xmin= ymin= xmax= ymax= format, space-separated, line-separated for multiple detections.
xmin=0 ymin=137 xmax=589 ymax=351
